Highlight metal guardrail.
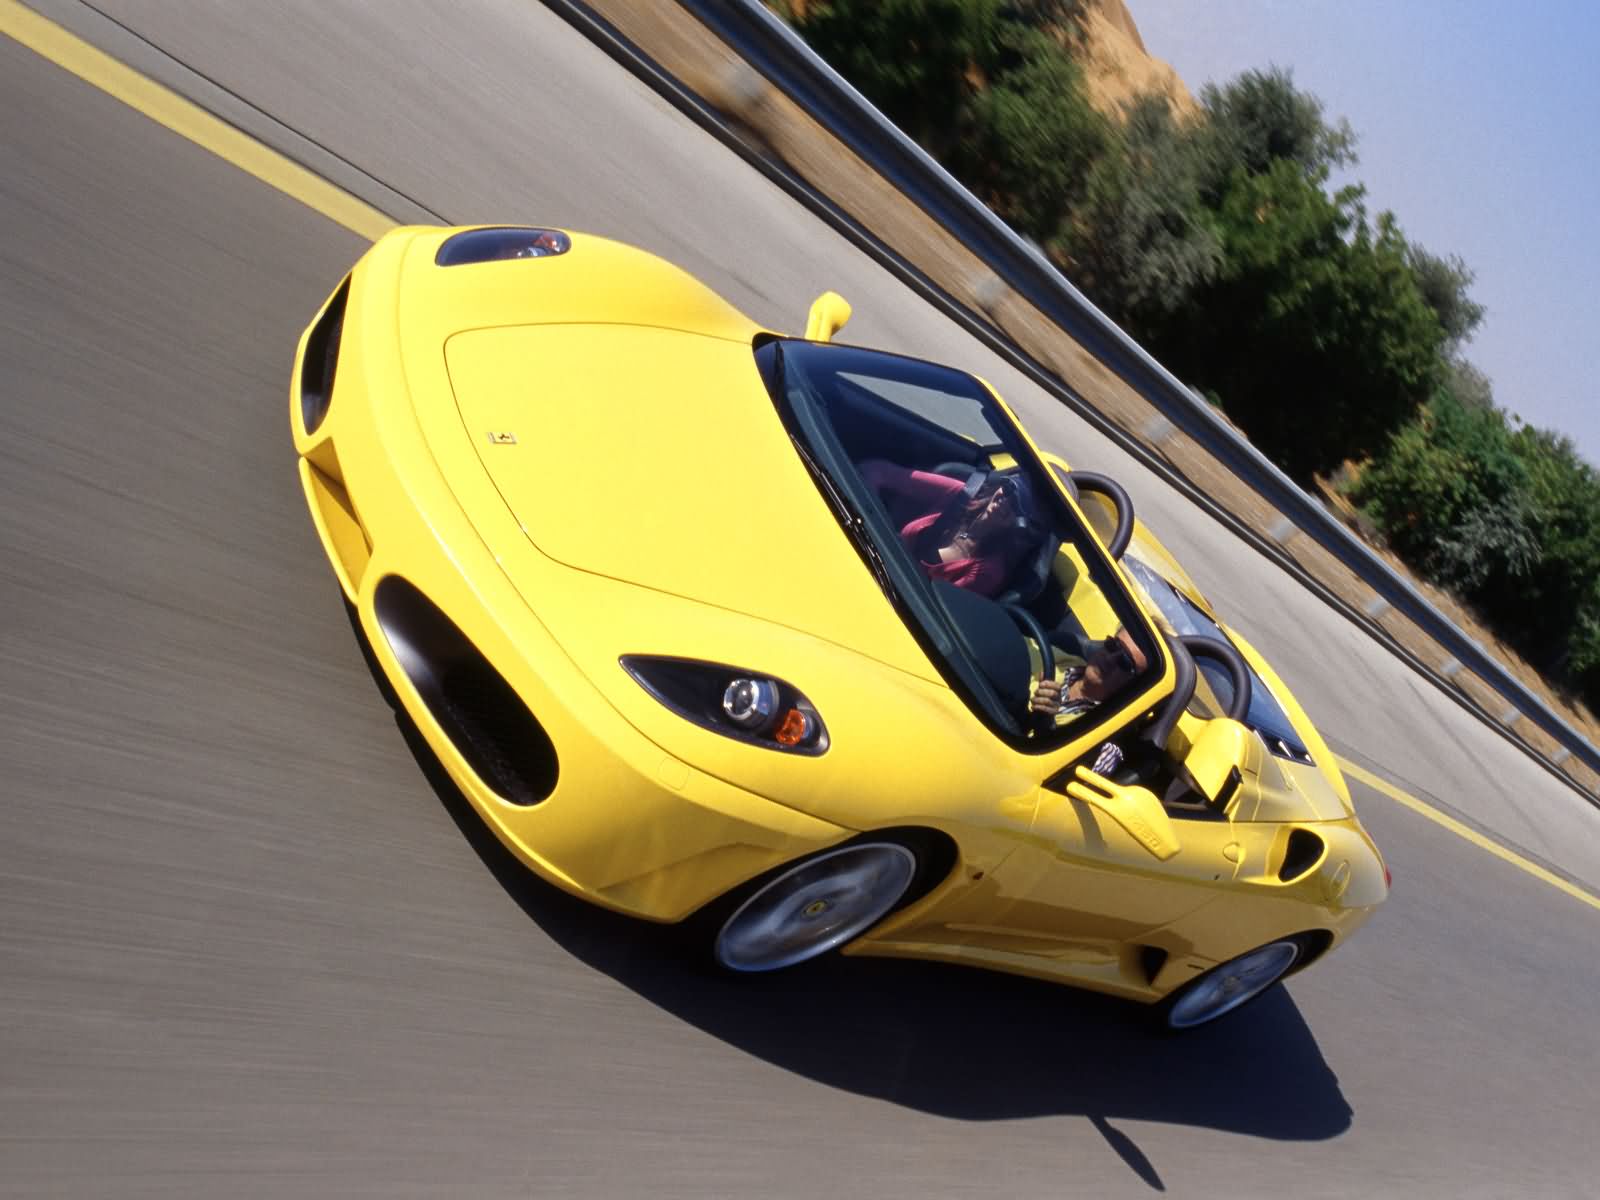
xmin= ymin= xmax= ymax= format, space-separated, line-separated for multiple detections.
xmin=667 ymin=0 xmax=1600 ymax=785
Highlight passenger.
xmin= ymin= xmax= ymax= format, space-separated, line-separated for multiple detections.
xmin=1031 ymin=628 xmax=1148 ymax=716
xmin=858 ymin=458 xmax=1038 ymax=597
xmin=860 ymin=458 xmax=1144 ymax=725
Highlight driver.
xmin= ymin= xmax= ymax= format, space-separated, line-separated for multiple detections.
xmin=1029 ymin=627 xmax=1148 ymax=717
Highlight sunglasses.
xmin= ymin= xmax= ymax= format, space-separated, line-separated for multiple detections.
xmin=1096 ymin=637 xmax=1137 ymax=676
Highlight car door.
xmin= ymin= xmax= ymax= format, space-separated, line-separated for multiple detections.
xmin=973 ymin=782 xmax=1243 ymax=961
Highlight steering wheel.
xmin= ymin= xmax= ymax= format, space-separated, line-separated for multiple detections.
xmin=1001 ymin=602 xmax=1055 ymax=719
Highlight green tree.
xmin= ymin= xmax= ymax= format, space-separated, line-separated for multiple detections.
xmin=1062 ymin=93 xmax=1223 ymax=325
xmin=1195 ymin=67 xmax=1356 ymax=198
xmin=1353 ymin=391 xmax=1538 ymax=593
xmin=1109 ymin=69 xmax=1446 ymax=478
xmin=1495 ymin=428 xmax=1600 ymax=676
xmin=954 ymin=32 xmax=1109 ymax=245
xmin=1407 ymin=246 xmax=1486 ymax=353
xmin=1362 ymin=410 xmax=1600 ymax=706
xmin=1568 ymin=595 xmax=1600 ymax=707
xmin=1442 ymin=358 xmax=1495 ymax=411
xmin=791 ymin=0 xmax=1007 ymax=157
xmin=1146 ymin=163 xmax=1445 ymax=479
xmin=794 ymin=0 xmax=1109 ymax=248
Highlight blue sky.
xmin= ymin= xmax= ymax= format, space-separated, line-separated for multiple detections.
xmin=1130 ymin=0 xmax=1599 ymax=464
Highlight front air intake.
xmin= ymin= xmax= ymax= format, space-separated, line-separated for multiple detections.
xmin=373 ymin=576 xmax=558 ymax=806
xmin=299 ymin=275 xmax=349 ymax=435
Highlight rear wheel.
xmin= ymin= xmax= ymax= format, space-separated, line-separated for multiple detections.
xmin=1159 ymin=936 xmax=1308 ymax=1030
xmin=712 ymin=842 xmax=918 ymax=973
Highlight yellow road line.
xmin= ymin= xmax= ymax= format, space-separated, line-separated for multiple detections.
xmin=1 ymin=0 xmax=395 ymax=241
xmin=1338 ymin=756 xmax=1600 ymax=914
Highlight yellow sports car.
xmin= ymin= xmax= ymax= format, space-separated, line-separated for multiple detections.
xmin=291 ymin=225 xmax=1387 ymax=1030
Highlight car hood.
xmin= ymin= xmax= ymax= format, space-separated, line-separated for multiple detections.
xmin=442 ymin=322 xmax=938 ymax=682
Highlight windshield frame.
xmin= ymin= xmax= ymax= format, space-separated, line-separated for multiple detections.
xmin=758 ymin=336 xmax=1170 ymax=753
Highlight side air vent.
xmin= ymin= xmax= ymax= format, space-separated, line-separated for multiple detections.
xmin=373 ymin=576 xmax=558 ymax=806
xmin=300 ymin=275 xmax=349 ymax=435
xmin=1138 ymin=945 xmax=1170 ymax=986
xmin=1278 ymin=828 xmax=1326 ymax=882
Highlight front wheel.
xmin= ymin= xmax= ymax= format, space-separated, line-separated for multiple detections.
xmin=1159 ymin=936 xmax=1308 ymax=1030
xmin=712 ymin=842 xmax=918 ymax=973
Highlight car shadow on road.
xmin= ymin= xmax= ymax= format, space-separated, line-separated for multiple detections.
xmin=396 ymin=715 xmax=1351 ymax=1145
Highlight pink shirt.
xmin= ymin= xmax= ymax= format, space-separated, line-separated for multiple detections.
xmin=859 ymin=461 xmax=1010 ymax=596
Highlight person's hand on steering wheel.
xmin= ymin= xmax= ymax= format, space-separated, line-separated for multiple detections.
xmin=1000 ymin=603 xmax=1059 ymax=727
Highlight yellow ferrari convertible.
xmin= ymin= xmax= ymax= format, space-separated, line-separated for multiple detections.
xmin=291 ymin=225 xmax=1387 ymax=1030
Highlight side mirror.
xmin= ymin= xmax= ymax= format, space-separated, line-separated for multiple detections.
xmin=1181 ymin=717 xmax=1252 ymax=811
xmin=1065 ymin=768 xmax=1181 ymax=861
xmin=804 ymin=291 xmax=852 ymax=342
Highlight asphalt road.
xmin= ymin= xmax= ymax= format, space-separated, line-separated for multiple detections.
xmin=3 ymin=3 xmax=1597 ymax=1197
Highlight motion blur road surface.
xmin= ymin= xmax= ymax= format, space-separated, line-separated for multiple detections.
xmin=3 ymin=3 xmax=1597 ymax=1196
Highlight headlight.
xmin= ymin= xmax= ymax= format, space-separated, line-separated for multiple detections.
xmin=722 ymin=677 xmax=779 ymax=729
xmin=621 ymin=657 xmax=828 ymax=754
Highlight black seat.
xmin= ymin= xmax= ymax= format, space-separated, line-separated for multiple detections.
xmin=997 ymin=528 xmax=1060 ymax=607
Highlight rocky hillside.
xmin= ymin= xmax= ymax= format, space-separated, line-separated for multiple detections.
xmin=1071 ymin=0 xmax=1196 ymax=119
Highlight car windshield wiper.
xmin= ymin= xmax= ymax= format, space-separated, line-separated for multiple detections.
xmin=771 ymin=342 xmax=899 ymax=603
xmin=791 ymin=435 xmax=897 ymax=601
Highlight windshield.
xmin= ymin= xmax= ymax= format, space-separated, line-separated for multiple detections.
xmin=1120 ymin=551 xmax=1313 ymax=763
xmin=757 ymin=338 xmax=1164 ymax=748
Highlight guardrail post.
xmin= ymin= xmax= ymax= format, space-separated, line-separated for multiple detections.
xmin=972 ymin=272 xmax=1005 ymax=316
xmin=1266 ymin=515 xmax=1298 ymax=546
xmin=1141 ymin=414 xmax=1175 ymax=447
